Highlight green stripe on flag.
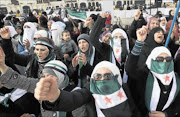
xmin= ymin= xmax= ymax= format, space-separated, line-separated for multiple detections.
xmin=145 ymin=73 xmax=154 ymax=111
xmin=174 ymin=74 xmax=180 ymax=101
xmin=67 ymin=8 xmax=87 ymax=21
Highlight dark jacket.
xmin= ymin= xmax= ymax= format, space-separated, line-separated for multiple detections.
xmin=126 ymin=49 xmax=180 ymax=117
xmin=68 ymin=16 xmax=122 ymax=86
xmin=0 ymin=39 xmax=40 ymax=117
xmin=128 ymin=16 xmax=147 ymax=48
xmin=1 ymin=39 xmax=63 ymax=78
xmin=1 ymin=38 xmax=64 ymax=117
xmin=175 ymin=53 xmax=180 ymax=76
xmin=89 ymin=16 xmax=121 ymax=70
xmin=42 ymin=83 xmax=139 ymax=117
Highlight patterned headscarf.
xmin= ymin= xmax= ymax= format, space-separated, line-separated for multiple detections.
xmin=43 ymin=60 xmax=69 ymax=89
xmin=146 ymin=17 xmax=159 ymax=34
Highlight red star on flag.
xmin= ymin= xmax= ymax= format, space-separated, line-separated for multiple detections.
xmin=116 ymin=58 xmax=120 ymax=63
xmin=164 ymin=75 xmax=170 ymax=83
xmin=104 ymin=97 xmax=112 ymax=105
xmin=116 ymin=48 xmax=120 ymax=53
xmin=117 ymin=91 xmax=124 ymax=100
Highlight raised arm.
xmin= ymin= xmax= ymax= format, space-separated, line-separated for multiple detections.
xmin=34 ymin=77 xmax=92 ymax=112
xmin=0 ymin=27 xmax=31 ymax=67
xmin=89 ymin=13 xmax=107 ymax=52
xmin=0 ymin=47 xmax=38 ymax=93
xmin=125 ymin=26 xmax=148 ymax=78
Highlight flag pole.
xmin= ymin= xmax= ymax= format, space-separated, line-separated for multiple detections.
xmin=165 ymin=1 xmax=180 ymax=47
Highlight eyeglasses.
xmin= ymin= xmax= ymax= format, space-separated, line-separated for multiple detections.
xmin=93 ymin=73 xmax=114 ymax=80
xmin=155 ymin=56 xmax=172 ymax=62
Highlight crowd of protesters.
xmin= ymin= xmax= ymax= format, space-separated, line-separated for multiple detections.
xmin=0 ymin=6 xmax=179 ymax=117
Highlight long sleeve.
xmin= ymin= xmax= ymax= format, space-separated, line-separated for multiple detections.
xmin=2 ymin=39 xmax=32 ymax=67
xmin=42 ymin=85 xmax=92 ymax=112
xmin=125 ymin=40 xmax=145 ymax=78
xmin=89 ymin=16 xmax=106 ymax=53
xmin=0 ymin=67 xmax=39 ymax=93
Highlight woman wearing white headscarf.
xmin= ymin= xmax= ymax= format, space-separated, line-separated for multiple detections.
xmin=126 ymin=27 xmax=180 ymax=117
xmin=160 ymin=17 xmax=167 ymax=33
xmin=111 ymin=28 xmax=129 ymax=65
xmin=18 ymin=22 xmax=37 ymax=55
xmin=34 ymin=61 xmax=138 ymax=117
xmin=111 ymin=28 xmax=130 ymax=81
xmin=51 ymin=21 xmax=66 ymax=46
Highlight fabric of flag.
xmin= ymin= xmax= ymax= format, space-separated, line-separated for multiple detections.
xmin=92 ymin=88 xmax=127 ymax=109
xmin=67 ymin=8 xmax=87 ymax=22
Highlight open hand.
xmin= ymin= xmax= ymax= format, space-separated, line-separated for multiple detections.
xmin=72 ymin=54 xmax=79 ymax=67
xmin=23 ymin=39 xmax=30 ymax=49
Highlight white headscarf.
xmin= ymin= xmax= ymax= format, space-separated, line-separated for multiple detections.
xmin=111 ymin=28 xmax=129 ymax=63
xmin=91 ymin=61 xmax=122 ymax=85
xmin=34 ymin=30 xmax=48 ymax=38
xmin=22 ymin=22 xmax=37 ymax=49
xmin=51 ymin=22 xmax=65 ymax=46
xmin=146 ymin=46 xmax=171 ymax=69
xmin=43 ymin=60 xmax=69 ymax=89
xmin=160 ymin=17 xmax=167 ymax=32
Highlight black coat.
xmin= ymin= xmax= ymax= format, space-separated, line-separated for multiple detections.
xmin=0 ymin=39 xmax=40 ymax=116
xmin=175 ymin=53 xmax=180 ymax=76
xmin=42 ymin=83 xmax=139 ymax=117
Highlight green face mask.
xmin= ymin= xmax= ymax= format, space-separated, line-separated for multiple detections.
xmin=150 ymin=60 xmax=174 ymax=74
xmin=90 ymin=75 xmax=121 ymax=95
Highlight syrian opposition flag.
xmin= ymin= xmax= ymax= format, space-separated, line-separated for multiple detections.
xmin=92 ymin=88 xmax=127 ymax=109
xmin=67 ymin=8 xmax=87 ymax=22
xmin=92 ymin=87 xmax=128 ymax=117
xmin=145 ymin=72 xmax=180 ymax=111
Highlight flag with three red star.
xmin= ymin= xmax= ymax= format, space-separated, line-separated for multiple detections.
xmin=92 ymin=88 xmax=127 ymax=109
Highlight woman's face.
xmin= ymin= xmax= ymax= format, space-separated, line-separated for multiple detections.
xmin=94 ymin=67 xmax=113 ymax=81
xmin=156 ymin=53 xmax=172 ymax=62
xmin=34 ymin=34 xmax=42 ymax=41
xmin=102 ymin=33 xmax=111 ymax=44
xmin=78 ymin=39 xmax=89 ymax=52
xmin=161 ymin=19 xmax=166 ymax=26
xmin=41 ymin=73 xmax=57 ymax=79
xmin=171 ymin=10 xmax=175 ymax=16
xmin=24 ymin=25 xmax=30 ymax=29
xmin=16 ymin=28 xmax=22 ymax=34
xmin=47 ymin=22 xmax=52 ymax=31
xmin=150 ymin=20 xmax=159 ymax=30
xmin=113 ymin=32 xmax=124 ymax=39
xmin=154 ymin=30 xmax=164 ymax=43
xmin=34 ymin=45 xmax=49 ymax=61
